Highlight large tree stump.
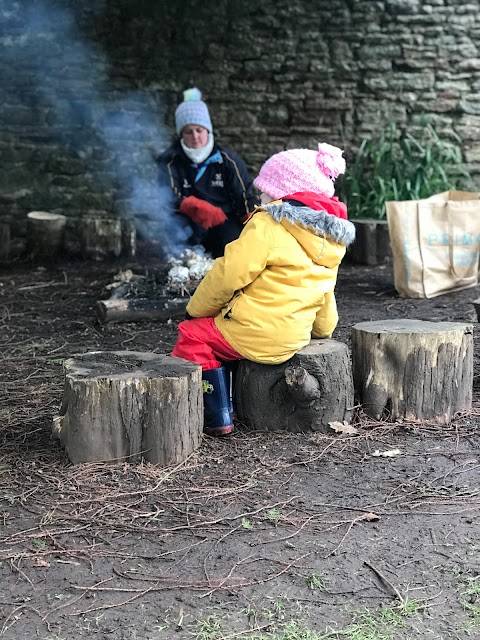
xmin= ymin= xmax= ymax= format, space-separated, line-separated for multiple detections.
xmin=79 ymin=216 xmax=136 ymax=261
xmin=26 ymin=211 xmax=66 ymax=260
xmin=53 ymin=351 xmax=202 ymax=466
xmin=236 ymin=340 xmax=354 ymax=433
xmin=352 ymin=319 xmax=473 ymax=423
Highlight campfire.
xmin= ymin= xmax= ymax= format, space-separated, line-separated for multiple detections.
xmin=166 ymin=248 xmax=215 ymax=294
xmin=96 ymin=247 xmax=214 ymax=323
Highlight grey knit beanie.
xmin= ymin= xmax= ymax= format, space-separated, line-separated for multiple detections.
xmin=175 ymin=88 xmax=213 ymax=135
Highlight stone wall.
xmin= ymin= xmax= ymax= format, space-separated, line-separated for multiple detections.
xmin=1 ymin=0 xmax=479 ymax=235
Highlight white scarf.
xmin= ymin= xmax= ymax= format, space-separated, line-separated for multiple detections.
xmin=181 ymin=133 xmax=215 ymax=164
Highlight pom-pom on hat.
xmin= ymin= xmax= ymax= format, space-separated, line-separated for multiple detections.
xmin=175 ymin=88 xmax=213 ymax=135
xmin=253 ymin=143 xmax=346 ymax=200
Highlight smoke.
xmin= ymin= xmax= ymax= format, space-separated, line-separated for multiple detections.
xmin=1 ymin=0 xmax=190 ymax=256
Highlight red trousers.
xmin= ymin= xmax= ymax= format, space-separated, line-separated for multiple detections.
xmin=172 ymin=317 xmax=243 ymax=370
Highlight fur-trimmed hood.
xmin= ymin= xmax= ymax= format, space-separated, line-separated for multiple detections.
xmin=264 ymin=200 xmax=356 ymax=247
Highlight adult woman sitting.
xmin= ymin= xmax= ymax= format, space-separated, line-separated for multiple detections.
xmin=157 ymin=88 xmax=258 ymax=257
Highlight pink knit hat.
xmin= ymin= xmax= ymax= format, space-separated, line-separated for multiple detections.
xmin=253 ymin=143 xmax=346 ymax=200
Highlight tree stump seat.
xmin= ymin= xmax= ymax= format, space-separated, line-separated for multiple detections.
xmin=351 ymin=319 xmax=473 ymax=423
xmin=53 ymin=351 xmax=202 ymax=466
xmin=348 ymin=218 xmax=392 ymax=266
xmin=0 ymin=220 xmax=9 ymax=262
xmin=79 ymin=216 xmax=136 ymax=260
xmin=26 ymin=211 xmax=66 ymax=261
xmin=235 ymin=339 xmax=354 ymax=433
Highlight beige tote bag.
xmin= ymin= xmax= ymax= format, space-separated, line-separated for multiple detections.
xmin=386 ymin=190 xmax=480 ymax=298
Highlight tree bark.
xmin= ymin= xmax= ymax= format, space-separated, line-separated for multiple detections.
xmin=236 ymin=339 xmax=354 ymax=433
xmin=96 ymin=297 xmax=188 ymax=323
xmin=348 ymin=219 xmax=392 ymax=266
xmin=53 ymin=351 xmax=203 ymax=466
xmin=0 ymin=221 xmax=10 ymax=261
xmin=78 ymin=216 xmax=137 ymax=261
xmin=472 ymin=298 xmax=480 ymax=322
xmin=26 ymin=211 xmax=66 ymax=260
xmin=352 ymin=319 xmax=473 ymax=423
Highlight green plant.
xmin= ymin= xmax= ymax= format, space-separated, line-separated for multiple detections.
xmin=336 ymin=122 xmax=473 ymax=220
xmin=195 ymin=614 xmax=223 ymax=640
xmin=187 ymin=597 xmax=427 ymax=640
xmin=40 ymin=510 xmax=56 ymax=525
xmin=30 ymin=537 xmax=47 ymax=551
xmin=306 ymin=573 xmax=326 ymax=591
xmin=245 ymin=620 xmax=327 ymax=639
xmin=261 ymin=600 xmax=285 ymax=621
xmin=242 ymin=600 xmax=423 ymax=640
xmin=266 ymin=507 xmax=282 ymax=526
xmin=460 ymin=576 xmax=480 ymax=619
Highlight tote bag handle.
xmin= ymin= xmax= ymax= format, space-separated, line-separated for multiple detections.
xmin=447 ymin=204 xmax=480 ymax=281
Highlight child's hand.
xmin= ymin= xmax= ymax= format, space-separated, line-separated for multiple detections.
xmin=179 ymin=196 xmax=227 ymax=229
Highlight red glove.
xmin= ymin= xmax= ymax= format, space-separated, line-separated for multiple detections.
xmin=179 ymin=196 xmax=227 ymax=229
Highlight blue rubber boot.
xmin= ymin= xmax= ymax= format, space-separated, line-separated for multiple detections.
xmin=202 ymin=367 xmax=234 ymax=436
xmin=223 ymin=361 xmax=239 ymax=419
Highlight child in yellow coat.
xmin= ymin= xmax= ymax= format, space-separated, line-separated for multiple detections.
xmin=172 ymin=143 xmax=355 ymax=435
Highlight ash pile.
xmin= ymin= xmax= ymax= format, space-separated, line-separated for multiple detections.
xmin=166 ymin=248 xmax=215 ymax=295
xmin=108 ymin=248 xmax=214 ymax=299
xmin=96 ymin=248 xmax=215 ymax=324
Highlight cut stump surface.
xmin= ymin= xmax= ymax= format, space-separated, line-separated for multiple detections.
xmin=53 ymin=351 xmax=202 ymax=466
xmin=352 ymin=319 xmax=473 ymax=423
xmin=26 ymin=211 xmax=66 ymax=260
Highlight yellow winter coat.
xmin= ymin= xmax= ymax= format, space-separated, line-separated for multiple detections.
xmin=186 ymin=200 xmax=355 ymax=364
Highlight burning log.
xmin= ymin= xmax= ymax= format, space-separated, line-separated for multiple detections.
xmin=53 ymin=350 xmax=203 ymax=466
xmin=236 ymin=339 xmax=354 ymax=433
xmin=96 ymin=296 xmax=188 ymax=323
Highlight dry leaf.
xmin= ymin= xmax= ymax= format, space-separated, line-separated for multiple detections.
xmin=328 ymin=420 xmax=358 ymax=435
xmin=372 ymin=448 xmax=402 ymax=458
xmin=363 ymin=512 xmax=380 ymax=522
xmin=32 ymin=558 xmax=50 ymax=568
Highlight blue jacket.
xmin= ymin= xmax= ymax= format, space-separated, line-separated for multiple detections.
xmin=157 ymin=141 xmax=258 ymax=221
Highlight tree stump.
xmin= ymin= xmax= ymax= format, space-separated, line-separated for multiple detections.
xmin=471 ymin=298 xmax=480 ymax=322
xmin=79 ymin=216 xmax=136 ymax=261
xmin=26 ymin=211 xmax=66 ymax=260
xmin=0 ymin=221 xmax=10 ymax=262
xmin=351 ymin=319 xmax=473 ymax=423
xmin=53 ymin=351 xmax=202 ymax=466
xmin=347 ymin=219 xmax=392 ymax=266
xmin=236 ymin=340 xmax=354 ymax=433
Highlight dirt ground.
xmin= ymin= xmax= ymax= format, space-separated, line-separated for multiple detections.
xmin=1 ymin=247 xmax=480 ymax=640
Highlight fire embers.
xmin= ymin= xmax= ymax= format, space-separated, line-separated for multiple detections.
xmin=167 ymin=248 xmax=214 ymax=294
